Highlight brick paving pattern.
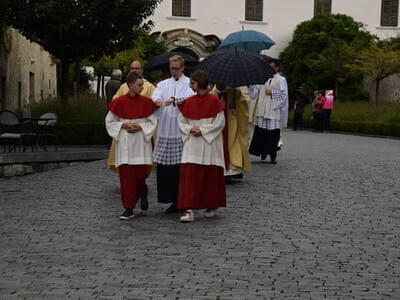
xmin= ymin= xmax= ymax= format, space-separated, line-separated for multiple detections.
xmin=1 ymin=131 xmax=399 ymax=299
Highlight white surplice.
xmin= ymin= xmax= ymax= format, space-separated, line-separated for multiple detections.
xmin=151 ymin=75 xmax=195 ymax=165
xmin=105 ymin=111 xmax=157 ymax=167
xmin=178 ymin=111 xmax=225 ymax=169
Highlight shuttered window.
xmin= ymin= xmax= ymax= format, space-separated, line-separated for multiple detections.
xmin=245 ymin=0 xmax=263 ymax=21
xmin=381 ymin=0 xmax=399 ymax=26
xmin=314 ymin=0 xmax=332 ymax=16
xmin=172 ymin=0 xmax=191 ymax=17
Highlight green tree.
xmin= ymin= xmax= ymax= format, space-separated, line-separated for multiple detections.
xmin=88 ymin=33 xmax=166 ymax=97
xmin=347 ymin=41 xmax=400 ymax=104
xmin=3 ymin=0 xmax=161 ymax=102
xmin=280 ymin=14 xmax=373 ymax=98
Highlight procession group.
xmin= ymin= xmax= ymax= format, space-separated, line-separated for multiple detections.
xmin=105 ymin=55 xmax=288 ymax=222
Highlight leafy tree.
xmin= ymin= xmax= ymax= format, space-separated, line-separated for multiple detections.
xmin=88 ymin=33 xmax=166 ymax=97
xmin=3 ymin=0 xmax=161 ymax=102
xmin=347 ymin=41 xmax=400 ymax=104
xmin=280 ymin=14 xmax=374 ymax=98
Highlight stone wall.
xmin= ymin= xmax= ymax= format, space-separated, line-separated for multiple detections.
xmin=0 ymin=27 xmax=57 ymax=111
xmin=364 ymin=75 xmax=400 ymax=103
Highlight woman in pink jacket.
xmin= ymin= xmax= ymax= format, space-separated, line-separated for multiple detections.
xmin=323 ymin=90 xmax=334 ymax=131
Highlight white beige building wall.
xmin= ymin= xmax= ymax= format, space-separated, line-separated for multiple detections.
xmin=0 ymin=27 xmax=57 ymax=111
xmin=150 ymin=0 xmax=400 ymax=58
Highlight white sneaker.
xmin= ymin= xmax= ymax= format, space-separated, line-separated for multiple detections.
xmin=204 ymin=209 xmax=216 ymax=218
xmin=180 ymin=210 xmax=194 ymax=222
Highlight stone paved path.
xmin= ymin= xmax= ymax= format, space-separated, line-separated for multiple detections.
xmin=1 ymin=131 xmax=400 ymax=299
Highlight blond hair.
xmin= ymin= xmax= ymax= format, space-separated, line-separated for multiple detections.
xmin=169 ymin=55 xmax=185 ymax=67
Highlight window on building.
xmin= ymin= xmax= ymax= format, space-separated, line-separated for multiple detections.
xmin=314 ymin=0 xmax=332 ymax=16
xmin=381 ymin=0 xmax=399 ymax=26
xmin=172 ymin=0 xmax=191 ymax=17
xmin=29 ymin=72 xmax=35 ymax=103
xmin=245 ymin=0 xmax=263 ymax=21
xmin=18 ymin=81 xmax=22 ymax=109
xmin=1 ymin=76 xmax=6 ymax=108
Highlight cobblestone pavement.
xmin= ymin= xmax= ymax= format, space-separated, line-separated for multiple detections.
xmin=1 ymin=131 xmax=400 ymax=299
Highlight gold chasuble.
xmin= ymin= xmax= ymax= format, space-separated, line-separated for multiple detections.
xmin=108 ymin=79 xmax=156 ymax=173
xmin=211 ymin=86 xmax=252 ymax=173
xmin=112 ymin=79 xmax=155 ymax=100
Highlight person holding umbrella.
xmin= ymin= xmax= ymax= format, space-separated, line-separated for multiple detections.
xmin=152 ymin=55 xmax=195 ymax=213
xmin=177 ymin=70 xmax=226 ymax=222
xmin=249 ymin=59 xmax=287 ymax=164
xmin=211 ymin=84 xmax=252 ymax=179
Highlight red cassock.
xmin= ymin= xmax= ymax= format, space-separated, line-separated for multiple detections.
xmin=177 ymin=93 xmax=226 ymax=210
xmin=109 ymin=93 xmax=155 ymax=209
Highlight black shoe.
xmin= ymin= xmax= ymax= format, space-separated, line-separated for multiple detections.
xmin=260 ymin=154 xmax=267 ymax=160
xmin=140 ymin=197 xmax=149 ymax=211
xmin=232 ymin=173 xmax=243 ymax=179
xmin=165 ymin=203 xmax=178 ymax=214
xmin=276 ymin=146 xmax=281 ymax=151
xmin=120 ymin=209 xmax=134 ymax=220
xmin=270 ymin=159 xmax=277 ymax=164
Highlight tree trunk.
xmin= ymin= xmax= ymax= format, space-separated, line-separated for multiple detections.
xmin=375 ymin=79 xmax=380 ymax=104
xmin=60 ymin=59 xmax=70 ymax=104
xmin=101 ymin=74 xmax=105 ymax=99
xmin=335 ymin=81 xmax=339 ymax=102
xmin=96 ymin=72 xmax=101 ymax=98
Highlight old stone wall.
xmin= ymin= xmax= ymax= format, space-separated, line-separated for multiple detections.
xmin=0 ymin=27 xmax=57 ymax=111
xmin=364 ymin=75 xmax=400 ymax=103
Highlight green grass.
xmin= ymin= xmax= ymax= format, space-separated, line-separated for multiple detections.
xmin=294 ymin=101 xmax=400 ymax=137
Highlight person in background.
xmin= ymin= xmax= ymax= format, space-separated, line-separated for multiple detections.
xmin=277 ymin=71 xmax=288 ymax=151
xmin=113 ymin=60 xmax=155 ymax=99
xmin=177 ymin=70 xmax=226 ymax=222
xmin=105 ymin=72 xmax=157 ymax=220
xmin=105 ymin=69 xmax=122 ymax=106
xmin=293 ymin=93 xmax=305 ymax=131
xmin=211 ymin=84 xmax=251 ymax=180
xmin=323 ymin=90 xmax=334 ymax=131
xmin=249 ymin=59 xmax=286 ymax=164
xmin=313 ymin=91 xmax=325 ymax=132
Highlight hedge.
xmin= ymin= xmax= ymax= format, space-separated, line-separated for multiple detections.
xmin=288 ymin=118 xmax=400 ymax=138
xmin=54 ymin=119 xmax=400 ymax=146
xmin=55 ymin=123 xmax=109 ymax=145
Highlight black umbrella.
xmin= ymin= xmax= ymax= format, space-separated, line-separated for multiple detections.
xmin=144 ymin=51 xmax=199 ymax=72
xmin=197 ymin=49 xmax=274 ymax=87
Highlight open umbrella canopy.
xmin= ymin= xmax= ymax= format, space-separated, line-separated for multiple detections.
xmin=144 ymin=51 xmax=198 ymax=72
xmin=197 ymin=49 xmax=275 ymax=88
xmin=218 ymin=30 xmax=275 ymax=51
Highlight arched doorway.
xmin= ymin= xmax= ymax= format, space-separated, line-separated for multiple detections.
xmin=152 ymin=28 xmax=221 ymax=59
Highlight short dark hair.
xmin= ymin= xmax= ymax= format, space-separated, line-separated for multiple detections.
xmin=268 ymin=58 xmax=280 ymax=68
xmin=126 ymin=72 xmax=143 ymax=85
xmin=190 ymin=70 xmax=209 ymax=89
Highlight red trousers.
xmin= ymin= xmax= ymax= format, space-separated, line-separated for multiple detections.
xmin=118 ymin=165 xmax=150 ymax=209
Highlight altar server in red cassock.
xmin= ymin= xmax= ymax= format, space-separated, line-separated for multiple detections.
xmin=105 ymin=72 xmax=157 ymax=220
xmin=177 ymin=70 xmax=226 ymax=222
